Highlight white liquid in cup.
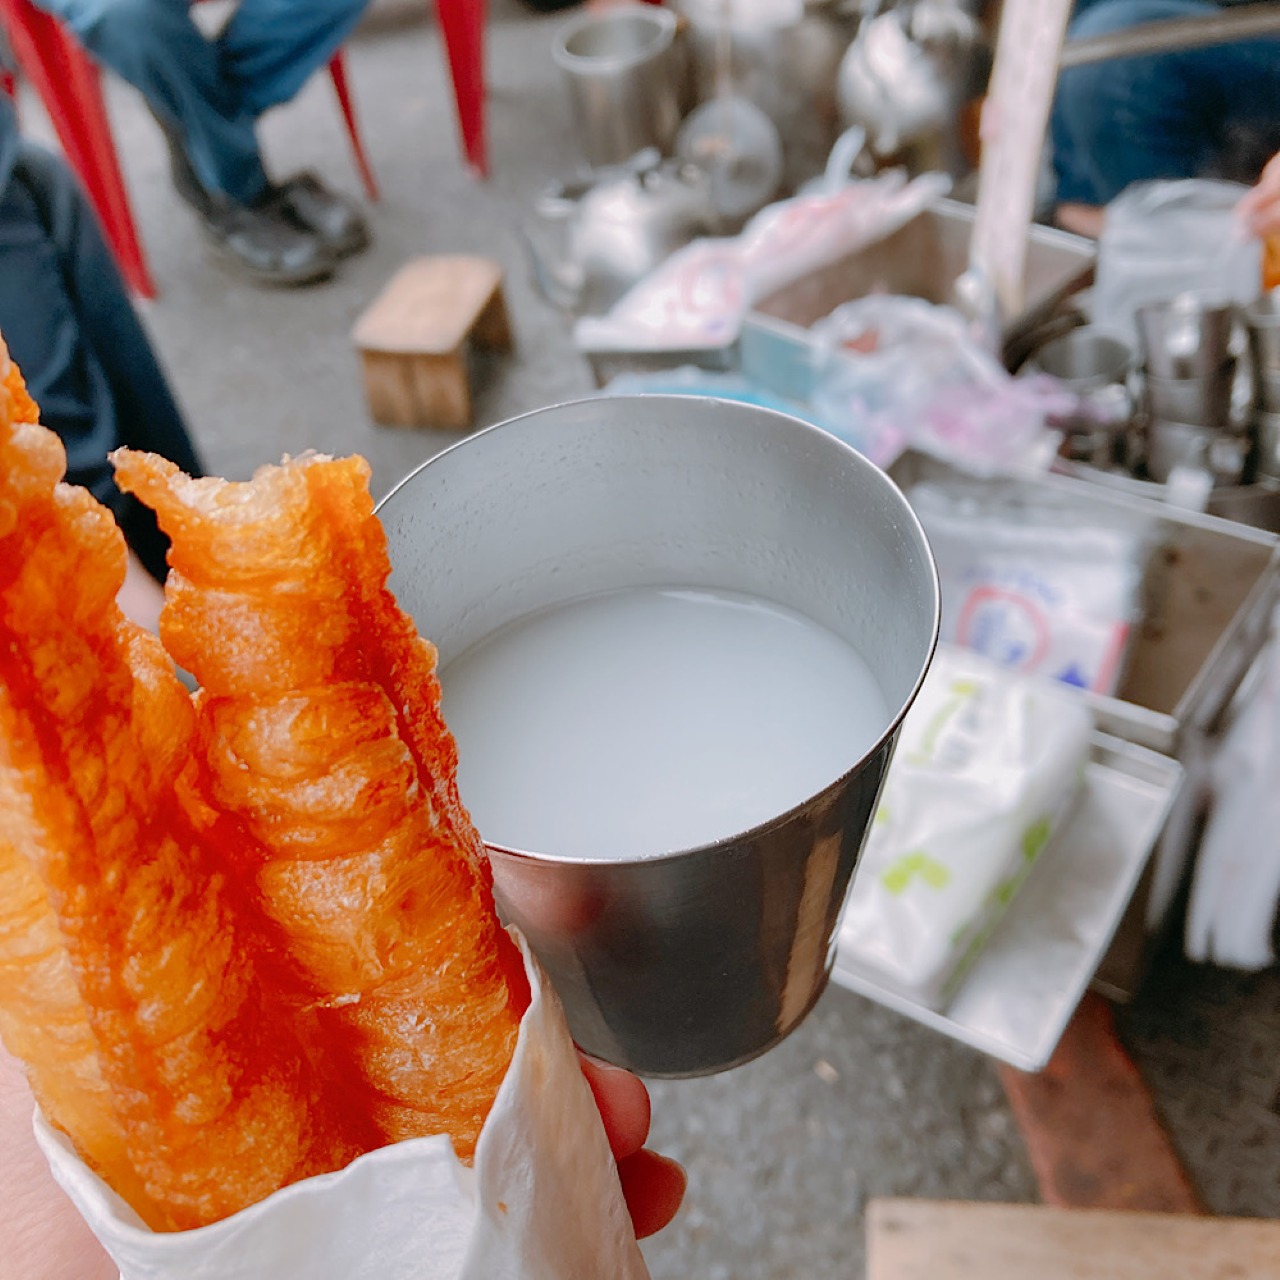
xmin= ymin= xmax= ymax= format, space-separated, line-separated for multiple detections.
xmin=442 ymin=586 xmax=889 ymax=860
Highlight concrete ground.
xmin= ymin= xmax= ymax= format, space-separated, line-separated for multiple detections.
xmin=16 ymin=2 xmax=1280 ymax=1275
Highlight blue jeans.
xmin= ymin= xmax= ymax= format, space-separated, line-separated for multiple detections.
xmin=0 ymin=99 xmax=202 ymax=579
xmin=32 ymin=0 xmax=369 ymax=203
xmin=1052 ymin=0 xmax=1280 ymax=206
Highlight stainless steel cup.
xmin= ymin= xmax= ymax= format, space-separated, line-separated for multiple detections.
xmin=1031 ymin=326 xmax=1133 ymax=390
xmin=1260 ymin=370 xmax=1280 ymax=415
xmin=1136 ymin=293 xmax=1242 ymax=380
xmin=1246 ymin=290 xmax=1280 ymax=375
xmin=1145 ymin=417 xmax=1252 ymax=486
xmin=1144 ymin=365 xmax=1237 ymax=429
xmin=553 ymin=5 xmax=684 ymax=168
xmin=1029 ymin=326 xmax=1135 ymax=467
xmin=377 ymin=395 xmax=939 ymax=1077
xmin=1257 ymin=410 xmax=1280 ymax=481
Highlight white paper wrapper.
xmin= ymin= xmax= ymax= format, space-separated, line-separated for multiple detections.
xmin=35 ymin=933 xmax=650 ymax=1280
xmin=840 ymin=645 xmax=1093 ymax=1009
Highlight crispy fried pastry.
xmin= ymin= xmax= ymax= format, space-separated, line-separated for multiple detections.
xmin=113 ymin=450 xmax=528 ymax=1162
xmin=0 ymin=345 xmax=359 ymax=1230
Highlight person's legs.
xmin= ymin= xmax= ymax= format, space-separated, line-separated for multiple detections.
xmin=1052 ymin=0 xmax=1280 ymax=214
xmin=0 ymin=109 xmax=204 ymax=579
xmin=31 ymin=0 xmax=342 ymax=284
xmin=218 ymin=0 xmax=370 ymax=117
xmin=33 ymin=0 xmax=268 ymax=204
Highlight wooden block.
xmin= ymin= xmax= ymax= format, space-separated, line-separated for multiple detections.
xmin=867 ymin=1199 xmax=1280 ymax=1280
xmin=351 ymin=255 xmax=512 ymax=430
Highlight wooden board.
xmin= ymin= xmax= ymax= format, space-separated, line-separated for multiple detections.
xmin=868 ymin=1199 xmax=1280 ymax=1280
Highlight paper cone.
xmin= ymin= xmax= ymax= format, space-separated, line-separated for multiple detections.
xmin=36 ymin=933 xmax=650 ymax=1280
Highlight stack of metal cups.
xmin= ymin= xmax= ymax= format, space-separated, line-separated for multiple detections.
xmin=1247 ymin=291 xmax=1280 ymax=481
xmin=1136 ymin=293 xmax=1257 ymax=486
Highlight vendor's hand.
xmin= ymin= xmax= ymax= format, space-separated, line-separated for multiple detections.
xmin=1238 ymin=152 xmax=1280 ymax=241
xmin=579 ymin=1054 xmax=687 ymax=1238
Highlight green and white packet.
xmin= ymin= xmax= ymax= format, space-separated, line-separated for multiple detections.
xmin=840 ymin=644 xmax=1093 ymax=1010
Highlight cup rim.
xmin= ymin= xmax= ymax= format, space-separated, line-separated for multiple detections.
xmin=552 ymin=3 xmax=678 ymax=72
xmin=377 ymin=394 xmax=941 ymax=870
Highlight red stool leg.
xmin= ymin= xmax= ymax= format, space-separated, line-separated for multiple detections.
xmin=436 ymin=0 xmax=487 ymax=178
xmin=0 ymin=0 xmax=156 ymax=297
xmin=327 ymin=52 xmax=379 ymax=202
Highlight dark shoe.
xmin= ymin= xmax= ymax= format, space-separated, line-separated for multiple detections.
xmin=154 ymin=112 xmax=336 ymax=287
xmin=272 ymin=171 xmax=371 ymax=259
xmin=200 ymin=197 xmax=337 ymax=287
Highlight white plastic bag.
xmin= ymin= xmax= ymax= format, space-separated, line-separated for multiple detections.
xmin=1185 ymin=616 xmax=1280 ymax=971
xmin=910 ymin=481 xmax=1154 ymax=695
xmin=839 ymin=645 xmax=1093 ymax=1009
xmin=1094 ymin=180 xmax=1261 ymax=343
xmin=573 ymin=171 xmax=951 ymax=353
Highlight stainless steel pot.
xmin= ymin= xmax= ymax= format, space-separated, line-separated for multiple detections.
xmin=377 ymin=395 xmax=939 ymax=1076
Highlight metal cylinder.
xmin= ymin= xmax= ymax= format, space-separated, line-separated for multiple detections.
xmin=377 ymin=395 xmax=940 ymax=1076
xmin=553 ymin=5 xmax=685 ymax=168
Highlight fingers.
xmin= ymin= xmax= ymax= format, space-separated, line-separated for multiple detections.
xmin=578 ymin=1053 xmax=650 ymax=1160
xmin=1239 ymin=152 xmax=1280 ymax=240
xmin=577 ymin=1052 xmax=687 ymax=1236
xmin=616 ymin=1149 xmax=688 ymax=1239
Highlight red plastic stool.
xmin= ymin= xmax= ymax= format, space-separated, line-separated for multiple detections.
xmin=0 ymin=0 xmax=380 ymax=298
xmin=438 ymin=0 xmax=487 ymax=178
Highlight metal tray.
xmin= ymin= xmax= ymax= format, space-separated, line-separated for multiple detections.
xmin=750 ymin=196 xmax=1096 ymax=369
xmin=588 ymin=196 xmax=1096 ymax=386
xmin=886 ymin=451 xmax=1280 ymax=759
xmin=831 ymin=734 xmax=1183 ymax=1072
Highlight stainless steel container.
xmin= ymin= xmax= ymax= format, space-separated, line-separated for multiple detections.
xmin=553 ymin=5 xmax=685 ymax=168
xmin=1136 ymin=295 xmax=1242 ymax=381
xmin=1246 ymin=289 xmax=1280 ymax=375
xmin=1144 ymin=365 xmax=1237 ymax=429
xmin=377 ymin=395 xmax=940 ymax=1076
xmin=1028 ymin=326 xmax=1135 ymax=469
xmin=1032 ymin=326 xmax=1134 ymax=389
xmin=1260 ymin=369 xmax=1280 ymax=415
xmin=1257 ymin=409 xmax=1280 ymax=481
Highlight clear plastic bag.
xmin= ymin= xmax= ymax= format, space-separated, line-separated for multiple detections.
xmin=808 ymin=296 xmax=1070 ymax=472
xmin=1094 ymin=179 xmax=1262 ymax=344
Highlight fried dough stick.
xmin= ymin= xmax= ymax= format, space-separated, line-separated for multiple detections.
xmin=0 ymin=363 xmax=151 ymax=1217
xmin=0 ymin=351 xmax=360 ymax=1230
xmin=114 ymin=450 xmax=528 ymax=1163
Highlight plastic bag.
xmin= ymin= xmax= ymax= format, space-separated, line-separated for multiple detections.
xmin=910 ymin=480 xmax=1155 ymax=696
xmin=839 ymin=644 xmax=1093 ymax=1009
xmin=1094 ymin=180 xmax=1262 ymax=344
xmin=573 ymin=170 xmax=952 ymax=354
xmin=809 ymin=296 xmax=1071 ymax=472
xmin=1185 ymin=613 xmax=1280 ymax=971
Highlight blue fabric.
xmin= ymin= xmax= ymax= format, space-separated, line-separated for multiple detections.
xmin=31 ymin=0 xmax=368 ymax=203
xmin=0 ymin=99 xmax=202 ymax=579
xmin=1051 ymin=0 xmax=1280 ymax=207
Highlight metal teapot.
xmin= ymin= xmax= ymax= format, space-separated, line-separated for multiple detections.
xmin=836 ymin=0 xmax=984 ymax=173
xmin=524 ymin=150 xmax=722 ymax=316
